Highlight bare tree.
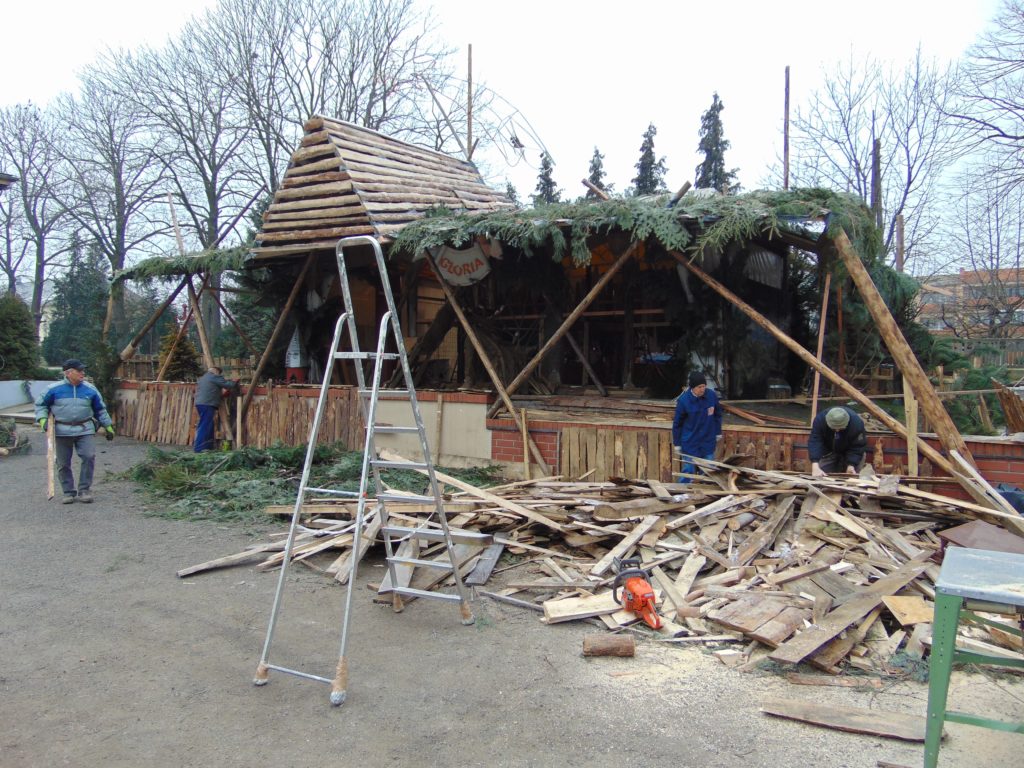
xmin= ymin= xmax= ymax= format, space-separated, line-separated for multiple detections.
xmin=949 ymin=0 xmax=1024 ymax=183
xmin=938 ymin=158 xmax=1024 ymax=337
xmin=788 ymin=50 xmax=963 ymax=270
xmin=0 ymin=187 xmax=31 ymax=294
xmin=0 ymin=105 xmax=70 ymax=335
xmin=52 ymin=73 xmax=168 ymax=341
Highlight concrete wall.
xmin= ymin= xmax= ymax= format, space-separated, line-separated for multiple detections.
xmin=0 ymin=380 xmax=55 ymax=410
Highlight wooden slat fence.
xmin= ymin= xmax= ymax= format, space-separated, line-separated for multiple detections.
xmin=115 ymin=382 xmax=364 ymax=450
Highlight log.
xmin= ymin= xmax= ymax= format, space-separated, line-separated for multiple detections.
xmin=582 ymin=634 xmax=636 ymax=657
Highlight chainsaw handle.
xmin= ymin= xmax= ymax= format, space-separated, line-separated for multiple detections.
xmin=611 ymin=568 xmax=648 ymax=604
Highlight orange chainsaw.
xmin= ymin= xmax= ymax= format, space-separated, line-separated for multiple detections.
xmin=611 ymin=558 xmax=662 ymax=629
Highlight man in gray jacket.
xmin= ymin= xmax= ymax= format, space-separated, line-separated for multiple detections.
xmin=194 ymin=366 xmax=239 ymax=452
xmin=35 ymin=359 xmax=114 ymax=504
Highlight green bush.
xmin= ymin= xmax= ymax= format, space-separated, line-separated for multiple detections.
xmin=0 ymin=294 xmax=42 ymax=380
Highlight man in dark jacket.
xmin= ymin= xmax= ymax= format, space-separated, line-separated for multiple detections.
xmin=194 ymin=366 xmax=239 ymax=452
xmin=34 ymin=358 xmax=114 ymax=504
xmin=808 ymin=406 xmax=867 ymax=477
xmin=672 ymin=371 xmax=722 ymax=482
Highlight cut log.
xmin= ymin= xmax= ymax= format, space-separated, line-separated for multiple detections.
xmin=582 ymin=634 xmax=636 ymax=657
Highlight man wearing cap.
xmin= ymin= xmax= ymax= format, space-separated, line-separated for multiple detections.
xmin=34 ymin=359 xmax=115 ymax=504
xmin=808 ymin=406 xmax=867 ymax=478
xmin=672 ymin=371 xmax=723 ymax=482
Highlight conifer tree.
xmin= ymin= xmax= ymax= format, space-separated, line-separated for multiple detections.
xmin=585 ymin=147 xmax=615 ymax=198
xmin=531 ymin=152 xmax=561 ymax=206
xmin=0 ymin=294 xmax=42 ymax=378
xmin=695 ymin=93 xmax=739 ymax=193
xmin=157 ymin=309 xmax=203 ymax=381
xmin=504 ymin=181 xmax=521 ymax=206
xmin=631 ymin=124 xmax=667 ymax=195
xmin=41 ymin=238 xmax=109 ymax=366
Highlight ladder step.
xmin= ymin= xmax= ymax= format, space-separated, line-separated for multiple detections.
xmin=372 ymin=459 xmax=428 ymax=470
xmin=382 ymin=526 xmax=493 ymax=545
xmin=387 ymin=557 xmax=454 ymax=570
xmin=376 ymin=492 xmax=437 ymax=503
xmin=372 ymin=425 xmax=419 ymax=434
xmin=304 ymin=487 xmax=360 ymax=497
xmin=334 ymin=351 xmax=399 ymax=360
xmin=390 ymin=586 xmax=462 ymax=603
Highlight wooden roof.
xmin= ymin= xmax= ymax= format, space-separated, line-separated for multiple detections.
xmin=250 ymin=116 xmax=514 ymax=262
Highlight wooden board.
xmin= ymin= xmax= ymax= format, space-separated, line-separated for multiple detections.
xmin=881 ymin=595 xmax=934 ymax=626
xmin=769 ymin=559 xmax=931 ymax=665
xmin=543 ymin=591 xmax=621 ymax=624
xmin=760 ymin=698 xmax=931 ymax=742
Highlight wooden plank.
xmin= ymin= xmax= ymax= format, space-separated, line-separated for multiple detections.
xmin=465 ymin=542 xmax=505 ymax=586
xmin=590 ymin=515 xmax=662 ymax=576
xmin=760 ymin=698 xmax=930 ymax=742
xmin=769 ymin=558 xmax=931 ymax=665
xmin=542 ymin=591 xmax=620 ymax=623
xmin=750 ymin=606 xmax=811 ymax=646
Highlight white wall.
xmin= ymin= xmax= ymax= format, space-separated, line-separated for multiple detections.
xmin=0 ymin=380 xmax=54 ymax=409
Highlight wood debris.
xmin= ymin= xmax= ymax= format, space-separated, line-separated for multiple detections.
xmin=179 ymin=455 xmax=1024 ymax=678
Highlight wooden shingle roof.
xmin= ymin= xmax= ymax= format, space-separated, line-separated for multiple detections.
xmin=250 ymin=116 xmax=514 ymax=261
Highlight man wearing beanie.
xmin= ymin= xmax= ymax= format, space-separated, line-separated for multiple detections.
xmin=34 ymin=358 xmax=115 ymax=504
xmin=672 ymin=371 xmax=722 ymax=482
xmin=808 ymin=405 xmax=867 ymax=477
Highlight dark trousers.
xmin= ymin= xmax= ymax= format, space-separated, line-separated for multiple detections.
xmin=818 ymin=452 xmax=865 ymax=473
xmin=55 ymin=433 xmax=96 ymax=495
xmin=194 ymin=404 xmax=217 ymax=452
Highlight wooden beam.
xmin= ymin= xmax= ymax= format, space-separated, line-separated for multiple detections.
xmin=487 ymin=241 xmax=640 ymax=418
xmin=668 ymin=250 xmax=959 ymax=478
xmin=118 ymin=277 xmax=188 ymax=361
xmin=830 ymin=230 xmax=974 ymax=466
xmin=187 ymin=277 xmax=215 ymax=369
xmin=425 ymin=251 xmax=551 ymax=475
xmin=810 ymin=272 xmax=831 ymax=424
xmin=239 ymin=254 xmax=316 ymax=434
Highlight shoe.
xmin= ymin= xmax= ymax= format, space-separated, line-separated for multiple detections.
xmin=62 ymin=494 xmax=75 ymax=505
xmin=78 ymin=490 xmax=93 ymax=503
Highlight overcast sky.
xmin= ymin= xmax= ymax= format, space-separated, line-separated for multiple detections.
xmin=1 ymin=0 xmax=1003 ymax=198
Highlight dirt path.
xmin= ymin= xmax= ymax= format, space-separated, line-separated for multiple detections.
xmin=2 ymin=430 xmax=1022 ymax=767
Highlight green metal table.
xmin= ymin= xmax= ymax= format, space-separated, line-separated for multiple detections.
xmin=924 ymin=547 xmax=1024 ymax=767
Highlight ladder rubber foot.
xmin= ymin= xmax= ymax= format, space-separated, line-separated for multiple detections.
xmin=330 ymin=690 xmax=347 ymax=706
xmin=253 ymin=663 xmax=269 ymax=686
xmin=460 ymin=602 xmax=475 ymax=625
xmin=392 ymin=593 xmax=405 ymax=613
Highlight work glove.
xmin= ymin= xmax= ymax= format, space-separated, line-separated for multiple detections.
xmin=104 ymin=425 xmax=115 ymax=441
xmin=38 ymin=417 xmax=47 ymax=432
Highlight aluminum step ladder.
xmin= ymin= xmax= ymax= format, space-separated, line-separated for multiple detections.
xmin=253 ymin=234 xmax=488 ymax=707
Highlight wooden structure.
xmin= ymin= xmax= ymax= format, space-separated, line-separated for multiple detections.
xmin=250 ymin=116 xmax=514 ymax=261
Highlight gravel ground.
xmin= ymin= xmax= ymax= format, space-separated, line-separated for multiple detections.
xmin=1 ymin=428 xmax=1022 ymax=768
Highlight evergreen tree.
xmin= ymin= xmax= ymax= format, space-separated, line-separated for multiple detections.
xmin=157 ymin=308 xmax=203 ymax=381
xmin=695 ymin=93 xmax=740 ymax=193
xmin=504 ymin=181 xmax=521 ymax=207
xmin=531 ymin=152 xmax=562 ymax=206
xmin=631 ymin=124 xmax=667 ymax=195
xmin=0 ymin=294 xmax=43 ymax=379
xmin=41 ymin=239 xmax=109 ymax=366
xmin=586 ymin=147 xmax=614 ymax=198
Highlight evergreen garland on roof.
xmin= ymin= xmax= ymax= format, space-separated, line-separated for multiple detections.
xmin=392 ymin=188 xmax=881 ymax=267
xmin=112 ymin=246 xmax=250 ymax=285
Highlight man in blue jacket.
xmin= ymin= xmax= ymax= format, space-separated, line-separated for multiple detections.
xmin=35 ymin=359 xmax=114 ymax=504
xmin=672 ymin=371 xmax=722 ymax=482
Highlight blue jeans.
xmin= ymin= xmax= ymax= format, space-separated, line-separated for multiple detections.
xmin=55 ymin=433 xmax=96 ymax=495
xmin=678 ymin=450 xmax=714 ymax=483
xmin=194 ymin=404 xmax=217 ymax=452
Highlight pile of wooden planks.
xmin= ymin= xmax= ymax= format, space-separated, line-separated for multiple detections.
xmin=178 ymin=456 xmax=1024 ymax=676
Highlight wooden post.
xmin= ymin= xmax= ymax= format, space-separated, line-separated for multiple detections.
xmin=521 ymin=408 xmax=530 ymax=480
xmin=187 ymin=277 xmax=215 ymax=368
xmin=809 ymin=272 xmax=831 ymax=424
xmin=425 ymin=252 xmax=551 ymax=474
xmin=118 ymin=277 xmax=188 ymax=361
xmin=831 ymin=230 xmax=975 ymax=466
xmin=239 ymin=254 xmax=316 ymax=435
xmin=487 ymin=241 xmax=640 ymax=418
xmin=668 ymin=249 xmax=959 ymax=477
xmin=905 ymin=381 xmax=919 ymax=481
xmin=783 ymin=65 xmax=790 ymax=191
